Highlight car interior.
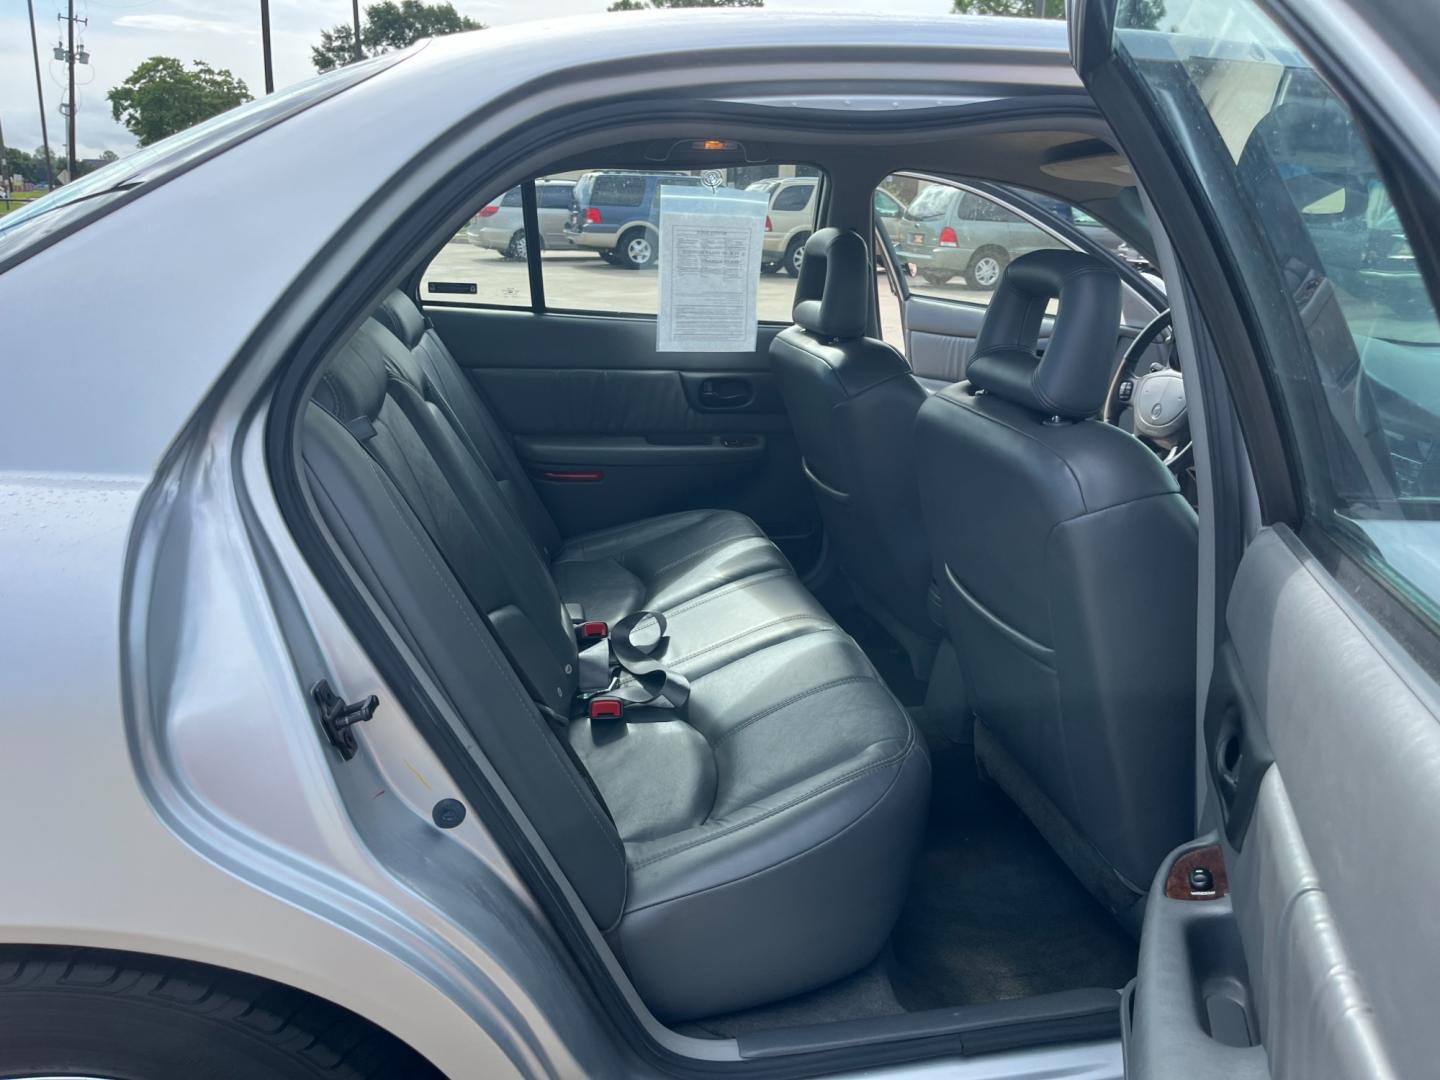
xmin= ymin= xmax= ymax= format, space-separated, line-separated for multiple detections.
xmin=286 ymin=117 xmax=1202 ymax=1051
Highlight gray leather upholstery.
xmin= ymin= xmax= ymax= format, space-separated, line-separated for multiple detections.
xmin=915 ymin=251 xmax=1197 ymax=908
xmin=771 ymin=228 xmax=936 ymax=646
xmin=302 ymin=291 xmax=929 ymax=1019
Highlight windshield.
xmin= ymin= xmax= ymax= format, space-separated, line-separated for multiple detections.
xmin=0 ymin=50 xmax=402 ymax=265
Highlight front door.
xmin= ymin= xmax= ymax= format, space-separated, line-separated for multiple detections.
xmin=1070 ymin=2 xmax=1440 ymax=1077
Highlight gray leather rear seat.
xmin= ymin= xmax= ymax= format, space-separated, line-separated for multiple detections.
xmin=301 ymin=297 xmax=929 ymax=1019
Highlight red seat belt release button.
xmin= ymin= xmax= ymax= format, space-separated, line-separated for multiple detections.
xmin=580 ymin=621 xmax=609 ymax=640
xmin=588 ymin=697 xmax=624 ymax=721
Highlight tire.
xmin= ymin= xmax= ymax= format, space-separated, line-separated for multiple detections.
xmin=505 ymin=229 xmax=528 ymax=261
xmin=617 ymin=228 xmax=657 ymax=270
xmin=964 ymin=247 xmax=1008 ymax=291
xmin=0 ymin=946 xmax=441 ymax=1080
xmin=782 ymin=234 xmax=808 ymax=278
xmin=920 ymin=269 xmax=955 ymax=286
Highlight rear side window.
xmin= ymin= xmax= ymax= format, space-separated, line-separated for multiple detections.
xmin=1115 ymin=0 xmax=1440 ymax=622
xmin=421 ymin=165 xmax=823 ymax=323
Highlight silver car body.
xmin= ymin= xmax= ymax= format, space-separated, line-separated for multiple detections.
xmin=0 ymin=13 xmax=1114 ymax=1079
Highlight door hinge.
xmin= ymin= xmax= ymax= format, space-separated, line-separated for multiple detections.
xmin=311 ymin=678 xmax=378 ymax=761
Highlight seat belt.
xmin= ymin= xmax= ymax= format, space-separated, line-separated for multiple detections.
xmin=572 ymin=611 xmax=691 ymax=721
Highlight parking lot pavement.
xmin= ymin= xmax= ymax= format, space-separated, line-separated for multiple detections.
xmin=423 ymin=238 xmax=990 ymax=354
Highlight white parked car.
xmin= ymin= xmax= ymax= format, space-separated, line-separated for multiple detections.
xmin=1 ymin=3 xmax=1436 ymax=1079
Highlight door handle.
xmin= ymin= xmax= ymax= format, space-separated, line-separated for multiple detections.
xmin=698 ymin=377 xmax=753 ymax=409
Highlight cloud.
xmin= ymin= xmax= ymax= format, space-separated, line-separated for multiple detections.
xmin=112 ymin=14 xmax=255 ymax=36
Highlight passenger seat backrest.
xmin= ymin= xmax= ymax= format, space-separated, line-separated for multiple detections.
xmin=915 ymin=249 xmax=1198 ymax=907
xmin=770 ymin=228 xmax=934 ymax=644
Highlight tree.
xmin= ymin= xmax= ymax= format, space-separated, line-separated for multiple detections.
xmin=951 ymin=0 xmax=1062 ymax=15
xmin=313 ymin=1 xmax=484 ymax=72
xmin=107 ymin=58 xmax=252 ymax=147
xmin=608 ymin=0 xmax=763 ymax=10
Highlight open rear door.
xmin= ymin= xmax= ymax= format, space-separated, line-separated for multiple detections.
xmin=1069 ymin=1 xmax=1440 ymax=1077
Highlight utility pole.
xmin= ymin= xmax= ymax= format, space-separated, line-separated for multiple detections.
xmin=352 ymin=0 xmax=364 ymax=61
xmin=260 ymin=0 xmax=275 ymax=93
xmin=56 ymin=0 xmax=88 ymax=181
xmin=26 ymin=0 xmax=55 ymax=187
xmin=0 ymin=114 xmax=9 ymax=207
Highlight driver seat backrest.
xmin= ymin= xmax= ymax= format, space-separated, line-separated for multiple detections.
xmin=769 ymin=228 xmax=936 ymax=652
xmin=914 ymin=249 xmax=1199 ymax=915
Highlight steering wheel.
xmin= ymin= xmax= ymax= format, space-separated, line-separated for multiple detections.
xmin=1101 ymin=308 xmax=1191 ymax=471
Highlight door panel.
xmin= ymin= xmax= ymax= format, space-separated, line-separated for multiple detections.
xmin=425 ymin=306 xmax=821 ymax=564
xmin=1129 ymin=528 xmax=1427 ymax=1080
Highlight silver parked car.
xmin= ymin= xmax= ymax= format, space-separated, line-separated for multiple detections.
xmin=466 ymin=178 xmax=576 ymax=259
xmin=0 ymin=3 xmax=1436 ymax=1079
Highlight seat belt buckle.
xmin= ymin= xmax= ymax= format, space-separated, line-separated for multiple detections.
xmin=588 ymin=697 xmax=624 ymax=721
xmin=579 ymin=620 xmax=609 ymax=641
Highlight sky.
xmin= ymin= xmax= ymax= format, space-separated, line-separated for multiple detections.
xmin=2 ymin=0 xmax=959 ymax=160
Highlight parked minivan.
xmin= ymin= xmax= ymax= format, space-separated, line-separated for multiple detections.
xmin=467 ymin=178 xmax=576 ymax=259
xmin=563 ymin=170 xmax=706 ymax=269
xmin=895 ymin=182 xmax=1084 ymax=289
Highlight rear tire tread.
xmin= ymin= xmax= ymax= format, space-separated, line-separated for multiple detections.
xmin=0 ymin=947 xmax=439 ymax=1080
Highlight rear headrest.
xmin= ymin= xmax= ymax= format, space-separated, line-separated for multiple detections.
xmin=373 ymin=289 xmax=428 ymax=350
xmin=791 ymin=228 xmax=869 ymax=341
xmin=965 ymin=250 xmax=1121 ymax=420
xmin=312 ymin=319 xmax=404 ymax=427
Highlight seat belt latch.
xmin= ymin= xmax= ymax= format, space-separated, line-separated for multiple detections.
xmin=579 ymin=620 xmax=609 ymax=641
xmin=588 ymin=697 xmax=624 ymax=721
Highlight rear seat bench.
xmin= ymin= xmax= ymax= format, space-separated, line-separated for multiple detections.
xmin=303 ymin=291 xmax=929 ymax=1020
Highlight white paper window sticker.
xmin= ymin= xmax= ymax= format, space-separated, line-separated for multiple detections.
xmin=656 ymin=182 xmax=769 ymax=353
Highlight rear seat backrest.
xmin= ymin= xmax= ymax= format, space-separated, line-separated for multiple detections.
xmin=372 ymin=291 xmax=562 ymax=560
xmin=311 ymin=319 xmax=580 ymax=716
xmin=301 ymin=376 xmax=626 ymax=926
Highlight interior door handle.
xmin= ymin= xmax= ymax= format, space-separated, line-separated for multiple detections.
xmin=698 ymin=377 xmax=753 ymax=409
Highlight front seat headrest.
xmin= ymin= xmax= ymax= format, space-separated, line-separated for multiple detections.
xmin=966 ymin=249 xmax=1122 ymax=420
xmin=791 ymin=228 xmax=869 ymax=341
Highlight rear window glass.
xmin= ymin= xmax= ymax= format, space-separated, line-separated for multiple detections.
xmin=423 ymin=165 xmax=823 ymax=323
xmin=905 ymin=185 xmax=956 ymax=221
xmin=772 ymin=184 xmax=813 ymax=212
xmin=592 ymin=175 xmax=647 ymax=207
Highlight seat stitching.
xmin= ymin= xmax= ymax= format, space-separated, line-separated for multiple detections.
xmin=661 ymin=567 xmax=792 ymax=617
xmin=712 ymin=675 xmax=875 ymax=747
xmin=646 ymin=534 xmax=776 ymax=578
xmin=362 ymin=455 xmax=622 ymax=856
xmin=631 ymin=732 xmax=919 ymax=869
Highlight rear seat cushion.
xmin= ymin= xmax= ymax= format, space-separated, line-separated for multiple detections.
xmin=571 ymin=630 xmax=928 ymax=1019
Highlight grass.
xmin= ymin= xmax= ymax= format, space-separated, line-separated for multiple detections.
xmin=0 ymin=190 xmax=47 ymax=217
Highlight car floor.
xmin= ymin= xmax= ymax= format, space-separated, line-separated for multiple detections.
xmin=678 ymin=607 xmax=1137 ymax=1039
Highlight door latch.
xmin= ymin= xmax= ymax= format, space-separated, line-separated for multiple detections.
xmin=312 ymin=679 xmax=378 ymax=761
